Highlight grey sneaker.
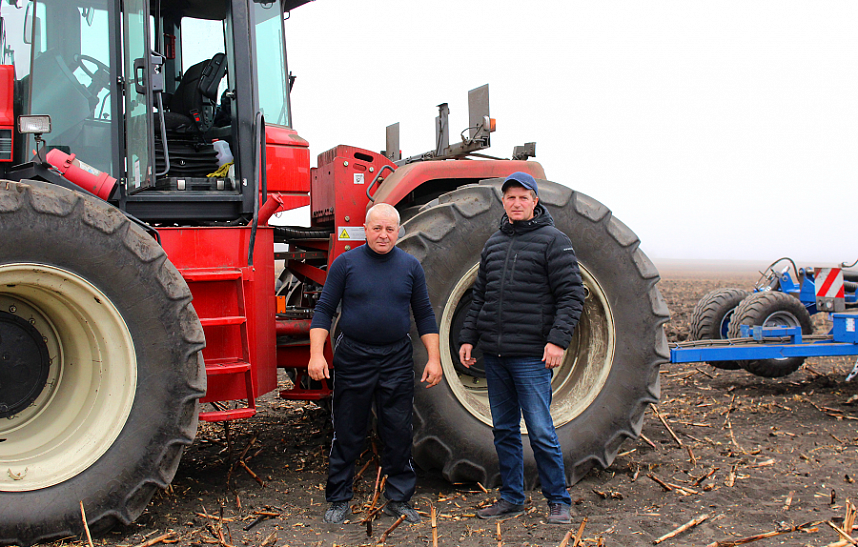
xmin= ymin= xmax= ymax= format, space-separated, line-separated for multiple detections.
xmin=382 ymin=500 xmax=421 ymax=523
xmin=476 ymin=499 xmax=525 ymax=519
xmin=323 ymin=501 xmax=350 ymax=524
xmin=546 ymin=502 xmax=571 ymax=524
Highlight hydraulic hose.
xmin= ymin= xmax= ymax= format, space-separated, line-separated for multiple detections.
xmin=274 ymin=226 xmax=334 ymax=242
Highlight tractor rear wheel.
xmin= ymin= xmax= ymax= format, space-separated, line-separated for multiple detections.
xmin=727 ymin=291 xmax=813 ymax=377
xmin=689 ymin=288 xmax=750 ymax=370
xmin=0 ymin=180 xmax=205 ymax=546
xmin=398 ymin=180 xmax=669 ymax=487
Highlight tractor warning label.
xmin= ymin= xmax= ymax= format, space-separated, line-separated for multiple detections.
xmin=338 ymin=226 xmax=366 ymax=241
xmin=354 ymin=173 xmax=365 ymax=185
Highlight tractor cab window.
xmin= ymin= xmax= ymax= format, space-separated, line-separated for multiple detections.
xmin=26 ymin=0 xmax=115 ymax=175
xmin=180 ymin=18 xmax=228 ymax=97
xmin=0 ymin=1 xmax=32 ymax=85
xmin=253 ymin=1 xmax=289 ymax=127
xmin=175 ymin=16 xmax=229 ymax=133
xmin=150 ymin=12 xmax=232 ymax=186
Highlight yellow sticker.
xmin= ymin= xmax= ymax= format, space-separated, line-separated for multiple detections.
xmin=337 ymin=226 xmax=366 ymax=241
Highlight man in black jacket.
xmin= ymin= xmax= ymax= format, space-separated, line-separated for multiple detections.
xmin=458 ymin=172 xmax=585 ymax=525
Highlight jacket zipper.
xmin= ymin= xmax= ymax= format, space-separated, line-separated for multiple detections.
xmin=496 ymin=234 xmax=516 ymax=354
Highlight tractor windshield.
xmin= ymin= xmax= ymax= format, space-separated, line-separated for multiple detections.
xmin=9 ymin=0 xmax=117 ymax=175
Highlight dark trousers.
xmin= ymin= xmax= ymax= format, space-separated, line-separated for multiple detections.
xmin=326 ymin=335 xmax=416 ymax=503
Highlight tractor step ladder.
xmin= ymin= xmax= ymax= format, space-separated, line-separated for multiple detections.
xmin=181 ymin=267 xmax=257 ymax=422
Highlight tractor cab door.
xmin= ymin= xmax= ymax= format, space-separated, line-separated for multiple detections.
xmin=123 ymin=0 xmax=155 ymax=192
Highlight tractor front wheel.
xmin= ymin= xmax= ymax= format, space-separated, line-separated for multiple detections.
xmin=398 ymin=180 xmax=669 ymax=487
xmin=0 ymin=180 xmax=205 ymax=546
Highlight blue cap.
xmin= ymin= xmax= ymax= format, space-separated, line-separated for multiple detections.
xmin=502 ymin=171 xmax=538 ymax=196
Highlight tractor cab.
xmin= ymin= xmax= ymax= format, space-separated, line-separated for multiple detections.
xmin=0 ymin=0 xmax=310 ymax=222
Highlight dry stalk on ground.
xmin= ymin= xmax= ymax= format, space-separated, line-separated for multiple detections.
xmin=653 ymin=513 xmax=709 ymax=544
xmin=704 ymin=520 xmax=820 ymax=547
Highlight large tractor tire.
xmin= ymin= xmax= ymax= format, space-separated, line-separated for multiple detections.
xmin=398 ymin=180 xmax=669 ymax=487
xmin=727 ymin=291 xmax=813 ymax=378
xmin=689 ymin=288 xmax=750 ymax=370
xmin=0 ymin=180 xmax=206 ymax=546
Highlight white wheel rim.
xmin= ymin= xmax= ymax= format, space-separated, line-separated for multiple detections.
xmin=439 ymin=262 xmax=615 ymax=429
xmin=0 ymin=264 xmax=136 ymax=491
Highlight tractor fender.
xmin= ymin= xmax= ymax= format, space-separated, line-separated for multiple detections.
xmin=371 ymin=159 xmax=546 ymax=208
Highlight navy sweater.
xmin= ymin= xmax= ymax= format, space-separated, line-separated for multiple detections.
xmin=311 ymin=245 xmax=438 ymax=345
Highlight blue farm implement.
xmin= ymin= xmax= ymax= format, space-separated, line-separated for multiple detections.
xmin=674 ymin=258 xmax=858 ymax=380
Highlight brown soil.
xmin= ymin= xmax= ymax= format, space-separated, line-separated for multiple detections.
xmin=43 ymin=274 xmax=858 ymax=547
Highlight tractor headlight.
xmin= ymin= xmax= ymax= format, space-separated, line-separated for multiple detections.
xmin=18 ymin=115 xmax=52 ymax=135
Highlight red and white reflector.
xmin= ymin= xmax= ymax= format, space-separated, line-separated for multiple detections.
xmin=815 ymin=267 xmax=845 ymax=312
xmin=816 ymin=268 xmax=845 ymax=299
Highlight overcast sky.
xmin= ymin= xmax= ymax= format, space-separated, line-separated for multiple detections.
xmin=280 ymin=1 xmax=858 ymax=266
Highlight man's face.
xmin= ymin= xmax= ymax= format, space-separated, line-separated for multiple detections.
xmin=364 ymin=212 xmax=399 ymax=254
xmin=503 ymin=185 xmax=538 ymax=222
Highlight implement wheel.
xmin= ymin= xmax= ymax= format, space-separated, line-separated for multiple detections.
xmin=689 ymin=288 xmax=750 ymax=370
xmin=0 ymin=180 xmax=205 ymax=546
xmin=727 ymin=291 xmax=813 ymax=377
xmin=398 ymin=180 xmax=669 ymax=487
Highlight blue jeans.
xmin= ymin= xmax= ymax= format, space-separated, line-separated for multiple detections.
xmin=484 ymin=355 xmax=572 ymax=506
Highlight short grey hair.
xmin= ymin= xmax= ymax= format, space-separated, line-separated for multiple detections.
xmin=365 ymin=203 xmax=400 ymax=226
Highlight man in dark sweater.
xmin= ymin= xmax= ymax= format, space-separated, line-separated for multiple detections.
xmin=458 ymin=172 xmax=585 ymax=525
xmin=308 ymin=203 xmax=442 ymax=525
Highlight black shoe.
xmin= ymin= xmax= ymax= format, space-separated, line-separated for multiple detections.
xmin=324 ymin=501 xmax=350 ymax=524
xmin=382 ymin=500 xmax=421 ymax=523
xmin=476 ymin=499 xmax=525 ymax=519
xmin=546 ymin=502 xmax=571 ymax=524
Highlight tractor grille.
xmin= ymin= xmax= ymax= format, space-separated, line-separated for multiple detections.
xmin=0 ymin=129 xmax=11 ymax=161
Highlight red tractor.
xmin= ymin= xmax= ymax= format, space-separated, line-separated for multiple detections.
xmin=0 ymin=0 xmax=668 ymax=544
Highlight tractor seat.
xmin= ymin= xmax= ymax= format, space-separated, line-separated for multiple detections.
xmin=154 ymin=53 xmax=228 ymax=178
xmin=162 ymin=53 xmax=227 ymax=134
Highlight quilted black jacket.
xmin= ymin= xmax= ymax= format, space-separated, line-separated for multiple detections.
xmin=459 ymin=204 xmax=585 ymax=357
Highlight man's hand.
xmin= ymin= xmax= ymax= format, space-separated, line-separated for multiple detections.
xmin=418 ymin=333 xmax=443 ymax=387
xmin=459 ymin=343 xmax=476 ymax=368
xmin=307 ymin=354 xmax=329 ymax=381
xmin=542 ymin=342 xmax=565 ymax=369
xmin=421 ymin=359 xmax=443 ymax=388
xmin=308 ymin=328 xmax=330 ymax=381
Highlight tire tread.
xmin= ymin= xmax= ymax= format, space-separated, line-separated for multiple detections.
xmin=0 ymin=180 xmax=205 ymax=546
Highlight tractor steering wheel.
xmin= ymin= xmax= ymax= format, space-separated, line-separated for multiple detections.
xmin=72 ymin=54 xmax=111 ymax=96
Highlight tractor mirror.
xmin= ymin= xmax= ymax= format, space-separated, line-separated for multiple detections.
xmin=22 ymin=1 xmax=32 ymax=44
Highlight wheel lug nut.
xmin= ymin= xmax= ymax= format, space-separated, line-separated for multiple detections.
xmin=29 ymin=318 xmax=35 ymax=325
xmin=8 ymin=305 xmax=16 ymax=313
